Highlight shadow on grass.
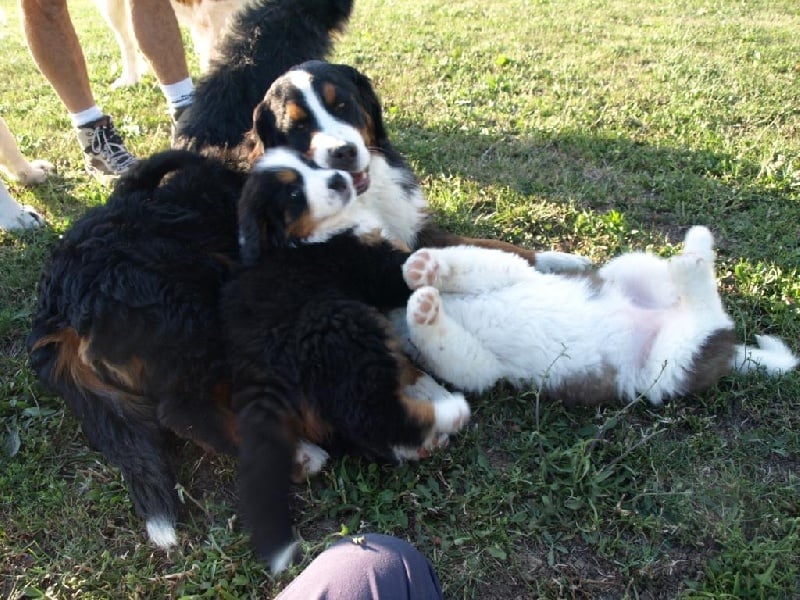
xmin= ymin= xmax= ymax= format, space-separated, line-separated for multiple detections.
xmin=394 ymin=124 xmax=800 ymax=268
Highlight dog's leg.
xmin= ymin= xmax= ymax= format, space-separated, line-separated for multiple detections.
xmin=233 ymin=380 xmax=300 ymax=574
xmin=415 ymin=223 xmax=591 ymax=272
xmin=406 ymin=286 xmax=506 ymax=393
xmin=0 ymin=183 xmax=44 ymax=230
xmin=404 ymin=246 xmax=537 ymax=294
xmin=0 ymin=117 xmax=54 ymax=185
xmin=93 ymin=0 xmax=147 ymax=87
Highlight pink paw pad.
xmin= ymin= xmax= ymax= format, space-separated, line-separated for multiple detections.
xmin=410 ymin=288 xmax=440 ymax=325
xmin=403 ymin=250 xmax=439 ymax=289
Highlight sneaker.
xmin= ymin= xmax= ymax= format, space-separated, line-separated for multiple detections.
xmin=76 ymin=116 xmax=138 ymax=179
xmin=170 ymin=104 xmax=191 ymax=148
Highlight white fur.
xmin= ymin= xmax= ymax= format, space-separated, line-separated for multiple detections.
xmin=145 ymin=516 xmax=178 ymax=548
xmin=93 ymin=0 xmax=241 ymax=87
xmin=252 ymin=148 xmax=358 ymax=241
xmin=0 ymin=116 xmax=49 ymax=231
xmin=294 ymin=439 xmax=330 ymax=477
xmin=269 ymin=540 xmax=299 ymax=574
xmin=403 ymin=227 xmax=798 ymax=405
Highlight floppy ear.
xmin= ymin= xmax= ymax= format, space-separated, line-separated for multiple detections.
xmin=252 ymin=99 xmax=285 ymax=150
xmin=237 ymin=172 xmax=286 ymax=266
xmin=346 ymin=66 xmax=388 ymax=144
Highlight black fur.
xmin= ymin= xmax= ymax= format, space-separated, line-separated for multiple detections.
xmin=223 ymin=218 xmax=438 ymax=566
xmin=175 ymin=0 xmax=354 ymax=158
xmin=27 ymin=151 xmax=245 ymax=531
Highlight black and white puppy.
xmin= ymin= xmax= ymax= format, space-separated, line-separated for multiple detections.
xmin=175 ymin=0 xmax=589 ymax=271
xmin=248 ymin=60 xmax=590 ymax=271
xmin=174 ymin=0 xmax=354 ymax=159
xmin=224 ymin=148 xmax=470 ymax=572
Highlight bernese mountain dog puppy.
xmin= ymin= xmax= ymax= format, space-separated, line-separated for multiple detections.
xmin=28 ymin=151 xmax=245 ymax=551
xmin=27 ymin=148 xmax=469 ymax=572
xmin=223 ymin=148 xmax=470 ymax=571
xmin=175 ymin=0 xmax=590 ymax=272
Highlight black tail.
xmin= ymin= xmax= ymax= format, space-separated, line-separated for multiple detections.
xmin=176 ymin=0 xmax=355 ymax=153
xmin=112 ymin=149 xmax=212 ymax=196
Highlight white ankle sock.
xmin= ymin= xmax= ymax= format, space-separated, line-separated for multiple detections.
xmin=161 ymin=77 xmax=195 ymax=113
xmin=70 ymin=106 xmax=105 ymax=128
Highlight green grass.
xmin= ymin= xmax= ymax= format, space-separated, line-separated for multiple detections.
xmin=2 ymin=0 xmax=800 ymax=597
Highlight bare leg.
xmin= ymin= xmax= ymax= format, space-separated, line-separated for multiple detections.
xmin=20 ymin=0 xmax=95 ymax=113
xmin=128 ymin=0 xmax=189 ymax=86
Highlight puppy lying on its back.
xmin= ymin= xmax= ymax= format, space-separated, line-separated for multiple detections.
xmin=401 ymin=227 xmax=798 ymax=405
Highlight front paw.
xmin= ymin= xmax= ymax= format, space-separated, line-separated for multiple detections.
xmin=18 ymin=160 xmax=54 ymax=185
xmin=535 ymin=251 xmax=593 ymax=274
xmin=403 ymin=249 xmax=450 ymax=289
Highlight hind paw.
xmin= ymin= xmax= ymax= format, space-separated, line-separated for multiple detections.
xmin=408 ymin=287 xmax=441 ymax=326
xmin=403 ymin=250 xmax=449 ymax=289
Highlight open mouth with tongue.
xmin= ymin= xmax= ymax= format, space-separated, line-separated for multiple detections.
xmin=350 ymin=169 xmax=370 ymax=195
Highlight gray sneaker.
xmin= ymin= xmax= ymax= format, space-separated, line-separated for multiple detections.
xmin=76 ymin=116 xmax=138 ymax=179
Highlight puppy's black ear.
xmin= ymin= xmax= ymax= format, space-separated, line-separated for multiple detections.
xmin=237 ymin=172 xmax=285 ymax=266
xmin=252 ymin=99 xmax=284 ymax=150
xmin=346 ymin=66 xmax=387 ymax=144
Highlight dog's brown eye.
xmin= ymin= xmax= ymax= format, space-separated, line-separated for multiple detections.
xmin=335 ymin=101 xmax=347 ymax=111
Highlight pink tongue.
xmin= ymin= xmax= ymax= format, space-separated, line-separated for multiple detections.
xmin=351 ymin=171 xmax=369 ymax=194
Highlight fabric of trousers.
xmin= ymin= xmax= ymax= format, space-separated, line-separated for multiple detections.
xmin=275 ymin=534 xmax=444 ymax=599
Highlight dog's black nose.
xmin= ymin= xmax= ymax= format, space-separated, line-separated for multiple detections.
xmin=328 ymin=143 xmax=358 ymax=169
xmin=328 ymin=172 xmax=348 ymax=193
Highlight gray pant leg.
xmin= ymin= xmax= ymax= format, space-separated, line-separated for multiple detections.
xmin=275 ymin=534 xmax=443 ymax=600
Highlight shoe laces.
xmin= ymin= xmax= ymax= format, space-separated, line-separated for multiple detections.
xmin=89 ymin=122 xmax=137 ymax=170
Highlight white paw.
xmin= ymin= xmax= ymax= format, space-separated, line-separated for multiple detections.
xmin=668 ymin=252 xmax=707 ymax=283
xmin=110 ymin=69 xmax=145 ymax=89
xmin=0 ymin=203 xmax=45 ymax=230
xmin=405 ymin=372 xmax=452 ymax=404
xmin=294 ymin=439 xmax=329 ymax=478
xmin=403 ymin=249 xmax=449 ymax=289
xmin=433 ymin=392 xmax=471 ymax=434
xmin=682 ymin=226 xmax=715 ymax=263
xmin=146 ymin=516 xmax=177 ymax=549
xmin=17 ymin=159 xmax=54 ymax=185
xmin=408 ymin=287 xmax=441 ymax=326
xmin=535 ymin=251 xmax=593 ymax=273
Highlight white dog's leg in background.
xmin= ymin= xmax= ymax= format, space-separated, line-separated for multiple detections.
xmin=404 ymin=246 xmax=537 ymax=294
xmin=93 ymin=0 xmax=148 ymax=88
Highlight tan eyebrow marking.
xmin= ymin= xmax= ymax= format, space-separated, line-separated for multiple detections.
xmin=287 ymin=101 xmax=308 ymax=122
xmin=276 ymin=169 xmax=298 ymax=184
xmin=323 ymin=82 xmax=336 ymax=106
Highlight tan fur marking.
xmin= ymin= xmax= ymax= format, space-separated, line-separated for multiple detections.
xmin=400 ymin=393 xmax=436 ymax=429
xmin=285 ymin=210 xmax=317 ymax=240
xmin=276 ymin=169 xmax=298 ymax=184
xmin=358 ymin=229 xmax=411 ymax=253
xmin=287 ymin=101 xmax=308 ymax=123
xmin=359 ymin=108 xmax=376 ymax=146
xmin=323 ymin=82 xmax=336 ymax=106
xmin=31 ymin=328 xmax=133 ymax=400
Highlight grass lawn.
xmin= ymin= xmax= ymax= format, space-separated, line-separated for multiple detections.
xmin=2 ymin=0 xmax=799 ymax=598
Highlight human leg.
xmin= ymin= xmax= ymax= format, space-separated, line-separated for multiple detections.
xmin=127 ymin=0 xmax=194 ymax=116
xmin=20 ymin=0 xmax=138 ymax=178
xmin=275 ymin=534 xmax=444 ymax=600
